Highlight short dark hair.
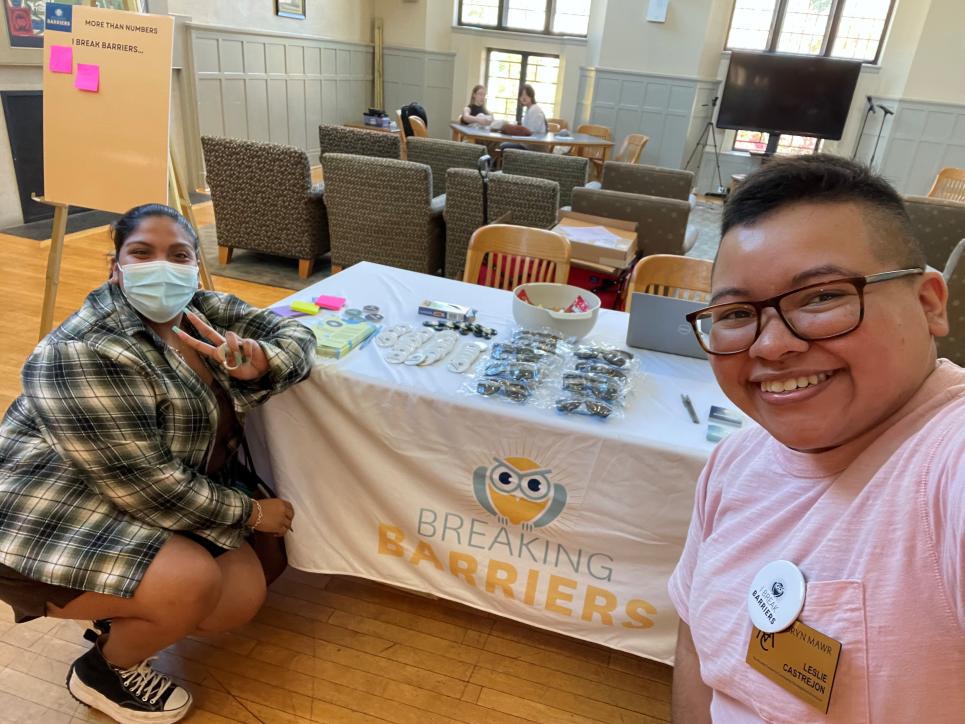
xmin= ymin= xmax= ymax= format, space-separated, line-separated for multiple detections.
xmin=521 ymin=84 xmax=536 ymax=102
xmin=111 ymin=203 xmax=200 ymax=256
xmin=721 ymin=154 xmax=925 ymax=269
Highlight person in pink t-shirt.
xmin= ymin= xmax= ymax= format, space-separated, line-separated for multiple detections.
xmin=668 ymin=154 xmax=963 ymax=723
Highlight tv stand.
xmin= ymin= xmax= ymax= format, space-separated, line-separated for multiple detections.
xmin=764 ymin=132 xmax=781 ymax=157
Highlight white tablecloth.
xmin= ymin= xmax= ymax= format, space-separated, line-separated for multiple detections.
xmin=248 ymin=262 xmax=735 ymax=663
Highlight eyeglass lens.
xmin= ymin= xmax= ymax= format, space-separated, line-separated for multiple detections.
xmin=695 ymin=279 xmax=863 ymax=353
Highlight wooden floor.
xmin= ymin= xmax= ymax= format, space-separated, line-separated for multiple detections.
xmin=0 ymin=203 xmax=673 ymax=723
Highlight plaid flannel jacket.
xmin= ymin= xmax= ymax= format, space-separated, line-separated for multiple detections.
xmin=0 ymin=283 xmax=315 ymax=598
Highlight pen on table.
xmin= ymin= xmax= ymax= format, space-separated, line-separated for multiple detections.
xmin=681 ymin=394 xmax=700 ymax=424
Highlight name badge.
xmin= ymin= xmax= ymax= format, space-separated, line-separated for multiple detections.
xmin=746 ymin=620 xmax=842 ymax=714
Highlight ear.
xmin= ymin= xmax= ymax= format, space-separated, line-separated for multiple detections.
xmin=918 ymin=270 xmax=949 ymax=337
xmin=108 ymin=256 xmax=120 ymax=284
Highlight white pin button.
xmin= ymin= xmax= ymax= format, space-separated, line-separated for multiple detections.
xmin=747 ymin=560 xmax=806 ymax=633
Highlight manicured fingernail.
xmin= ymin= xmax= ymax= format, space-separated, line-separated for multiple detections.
xmin=172 ymin=326 xmax=181 ymax=334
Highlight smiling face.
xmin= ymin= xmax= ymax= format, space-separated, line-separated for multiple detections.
xmin=710 ymin=201 xmax=948 ymax=451
xmin=110 ymin=215 xmax=198 ymax=288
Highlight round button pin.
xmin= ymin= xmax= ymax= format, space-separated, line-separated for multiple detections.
xmin=747 ymin=560 xmax=805 ymax=633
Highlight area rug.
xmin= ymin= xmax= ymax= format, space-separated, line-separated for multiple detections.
xmin=686 ymin=200 xmax=723 ymax=261
xmin=199 ymin=224 xmax=332 ymax=291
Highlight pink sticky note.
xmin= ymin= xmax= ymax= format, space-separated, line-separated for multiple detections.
xmin=75 ymin=63 xmax=100 ymax=92
xmin=49 ymin=45 xmax=72 ymax=74
xmin=314 ymin=295 xmax=346 ymax=310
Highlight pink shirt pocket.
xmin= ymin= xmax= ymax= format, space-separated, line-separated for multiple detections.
xmin=735 ymin=581 xmax=870 ymax=724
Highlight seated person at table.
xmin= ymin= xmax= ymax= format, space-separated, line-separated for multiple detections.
xmin=0 ymin=204 xmax=315 ymax=723
xmin=519 ymin=83 xmax=547 ymax=135
xmin=500 ymin=83 xmax=548 ymax=153
xmin=460 ymin=84 xmax=493 ymax=126
xmin=669 ymin=155 xmax=962 ymax=723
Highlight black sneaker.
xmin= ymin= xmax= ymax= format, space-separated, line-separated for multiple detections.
xmin=67 ymin=640 xmax=192 ymax=723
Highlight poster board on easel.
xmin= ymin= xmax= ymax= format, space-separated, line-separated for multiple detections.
xmin=38 ymin=2 xmax=205 ymax=338
xmin=42 ymin=1 xmax=171 ymax=211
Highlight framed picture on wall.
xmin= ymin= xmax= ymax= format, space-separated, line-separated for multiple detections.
xmin=4 ymin=0 xmax=133 ymax=49
xmin=275 ymin=0 xmax=305 ymax=20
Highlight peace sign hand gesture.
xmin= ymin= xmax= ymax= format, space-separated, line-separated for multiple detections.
xmin=173 ymin=311 xmax=270 ymax=381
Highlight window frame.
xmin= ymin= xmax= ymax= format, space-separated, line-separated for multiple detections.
xmin=484 ymin=47 xmax=561 ymax=124
xmin=732 ymin=129 xmax=822 ymax=156
xmin=724 ymin=0 xmax=897 ymax=65
xmin=458 ymin=0 xmax=590 ymax=39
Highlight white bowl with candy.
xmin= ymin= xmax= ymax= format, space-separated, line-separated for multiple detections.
xmin=511 ymin=283 xmax=601 ymax=340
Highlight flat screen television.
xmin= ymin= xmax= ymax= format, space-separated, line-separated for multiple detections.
xmin=716 ymin=52 xmax=862 ymax=143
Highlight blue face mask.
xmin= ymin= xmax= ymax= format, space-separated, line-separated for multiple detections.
xmin=120 ymin=260 xmax=199 ymax=323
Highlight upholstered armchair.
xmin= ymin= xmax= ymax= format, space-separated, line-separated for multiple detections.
xmin=904 ymin=195 xmax=965 ymax=269
xmin=500 ymin=149 xmax=589 ymax=207
xmin=570 ymin=187 xmax=690 ymax=257
xmin=939 ymin=238 xmax=964 ymax=365
xmin=406 ymin=137 xmax=485 ymax=198
xmin=322 ymin=153 xmax=445 ymax=275
xmin=595 ymin=161 xmax=694 ymax=202
xmin=443 ymin=168 xmax=560 ymax=279
xmin=201 ymin=135 xmax=328 ymax=279
xmin=317 ymin=124 xmax=401 ymax=168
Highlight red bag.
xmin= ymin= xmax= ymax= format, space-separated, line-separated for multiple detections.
xmin=500 ymin=123 xmax=532 ymax=136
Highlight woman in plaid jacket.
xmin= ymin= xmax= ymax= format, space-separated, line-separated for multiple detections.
xmin=0 ymin=204 xmax=316 ymax=723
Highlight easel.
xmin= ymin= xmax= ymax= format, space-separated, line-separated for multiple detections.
xmin=35 ymin=0 xmax=211 ymax=340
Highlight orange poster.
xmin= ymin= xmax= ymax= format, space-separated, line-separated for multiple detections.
xmin=42 ymin=3 xmax=172 ymax=213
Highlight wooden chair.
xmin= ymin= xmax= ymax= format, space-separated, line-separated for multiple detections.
xmin=463 ymin=224 xmax=571 ymax=289
xmin=547 ymin=121 xmax=561 ymax=133
xmin=614 ymin=133 xmax=649 ymax=164
xmin=409 ymin=116 xmax=429 ymax=138
xmin=928 ymin=168 xmax=965 ymax=203
xmin=547 ymin=117 xmax=569 ymax=131
xmin=624 ymin=254 xmax=712 ymax=312
xmin=573 ymin=123 xmax=612 ymax=181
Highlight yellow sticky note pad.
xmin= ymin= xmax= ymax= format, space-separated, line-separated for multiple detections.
xmin=746 ymin=621 xmax=841 ymax=714
xmin=290 ymin=300 xmax=320 ymax=315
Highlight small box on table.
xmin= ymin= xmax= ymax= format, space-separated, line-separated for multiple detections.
xmin=418 ymin=300 xmax=477 ymax=322
xmin=554 ymin=211 xmax=637 ymax=269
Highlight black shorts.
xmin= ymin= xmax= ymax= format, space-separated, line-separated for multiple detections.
xmin=0 ymin=533 xmax=231 ymax=624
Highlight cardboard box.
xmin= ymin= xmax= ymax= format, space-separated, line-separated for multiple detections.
xmin=554 ymin=211 xmax=638 ymax=269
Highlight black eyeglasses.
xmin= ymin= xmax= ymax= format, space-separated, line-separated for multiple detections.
xmin=686 ymin=268 xmax=924 ymax=355
xmin=562 ymin=372 xmax=622 ymax=401
xmin=477 ymin=378 xmax=531 ymax=401
xmin=555 ymin=397 xmax=613 ymax=418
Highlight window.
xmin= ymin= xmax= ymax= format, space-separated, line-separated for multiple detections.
xmin=725 ymin=0 xmax=895 ymax=63
xmin=726 ymin=0 xmax=893 ymax=155
xmin=733 ymin=130 xmax=819 ymax=155
xmin=485 ymin=49 xmax=560 ymax=123
xmin=459 ymin=0 xmax=591 ymax=37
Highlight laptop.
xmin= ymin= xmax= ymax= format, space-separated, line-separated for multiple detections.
xmin=625 ymin=292 xmax=708 ymax=360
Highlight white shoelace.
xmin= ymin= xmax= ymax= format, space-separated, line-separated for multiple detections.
xmin=118 ymin=658 xmax=173 ymax=705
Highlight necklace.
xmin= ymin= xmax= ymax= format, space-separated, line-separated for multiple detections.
xmin=167 ymin=342 xmax=186 ymax=362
